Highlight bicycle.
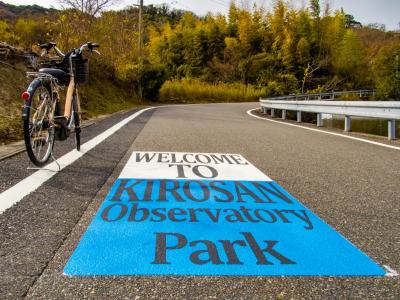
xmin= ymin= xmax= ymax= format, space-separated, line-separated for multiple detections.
xmin=21 ymin=41 xmax=100 ymax=167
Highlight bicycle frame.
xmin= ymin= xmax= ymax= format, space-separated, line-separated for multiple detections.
xmin=65 ymin=73 xmax=76 ymax=119
xmin=41 ymin=43 xmax=88 ymax=121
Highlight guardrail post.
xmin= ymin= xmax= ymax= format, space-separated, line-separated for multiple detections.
xmin=282 ymin=110 xmax=286 ymax=120
xmin=344 ymin=116 xmax=351 ymax=132
xmin=388 ymin=120 xmax=396 ymax=140
xmin=297 ymin=111 xmax=302 ymax=123
xmin=317 ymin=113 xmax=323 ymax=127
xmin=271 ymin=108 xmax=275 ymax=118
xmin=262 ymin=107 xmax=267 ymax=114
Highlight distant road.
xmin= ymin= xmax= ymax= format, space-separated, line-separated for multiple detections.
xmin=0 ymin=103 xmax=399 ymax=299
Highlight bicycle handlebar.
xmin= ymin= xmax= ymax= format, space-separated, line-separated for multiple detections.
xmin=78 ymin=42 xmax=100 ymax=55
xmin=40 ymin=41 xmax=100 ymax=57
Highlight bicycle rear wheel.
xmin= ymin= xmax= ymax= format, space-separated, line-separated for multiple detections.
xmin=23 ymin=83 xmax=56 ymax=166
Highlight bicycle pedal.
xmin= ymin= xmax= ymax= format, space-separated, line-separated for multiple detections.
xmin=54 ymin=116 xmax=68 ymax=125
xmin=54 ymin=116 xmax=70 ymax=141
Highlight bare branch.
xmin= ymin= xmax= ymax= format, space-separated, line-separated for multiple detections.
xmin=58 ymin=0 xmax=121 ymax=16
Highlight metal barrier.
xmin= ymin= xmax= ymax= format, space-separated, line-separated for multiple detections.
xmin=262 ymin=90 xmax=375 ymax=101
xmin=259 ymin=99 xmax=400 ymax=140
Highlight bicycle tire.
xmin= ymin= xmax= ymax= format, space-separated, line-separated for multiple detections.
xmin=23 ymin=81 xmax=56 ymax=167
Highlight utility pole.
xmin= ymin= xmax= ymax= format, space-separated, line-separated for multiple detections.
xmin=396 ymin=54 xmax=399 ymax=99
xmin=138 ymin=0 xmax=144 ymax=99
xmin=138 ymin=0 xmax=143 ymax=56
xmin=133 ymin=0 xmax=144 ymax=99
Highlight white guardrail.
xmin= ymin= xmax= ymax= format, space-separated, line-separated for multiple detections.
xmin=259 ymin=99 xmax=400 ymax=140
xmin=269 ymin=89 xmax=375 ymax=101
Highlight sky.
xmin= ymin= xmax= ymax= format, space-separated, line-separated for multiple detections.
xmin=2 ymin=0 xmax=400 ymax=31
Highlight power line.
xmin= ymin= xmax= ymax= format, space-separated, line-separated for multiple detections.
xmin=210 ymin=0 xmax=228 ymax=6
xmin=208 ymin=0 xmax=230 ymax=9
xmin=169 ymin=0 xmax=193 ymax=11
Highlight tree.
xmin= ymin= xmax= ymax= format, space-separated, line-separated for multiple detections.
xmin=344 ymin=14 xmax=362 ymax=28
xmin=372 ymin=41 xmax=400 ymax=99
xmin=268 ymin=0 xmax=287 ymax=53
xmin=191 ymin=29 xmax=209 ymax=67
xmin=309 ymin=0 xmax=320 ymax=19
xmin=227 ymin=2 xmax=239 ymax=37
xmin=207 ymin=25 xmax=225 ymax=60
xmin=58 ymin=0 xmax=121 ymax=16
xmin=296 ymin=37 xmax=311 ymax=66
xmin=333 ymin=30 xmax=367 ymax=87
xmin=282 ymin=31 xmax=295 ymax=68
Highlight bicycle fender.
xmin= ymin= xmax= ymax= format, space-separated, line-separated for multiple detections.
xmin=22 ymin=79 xmax=46 ymax=120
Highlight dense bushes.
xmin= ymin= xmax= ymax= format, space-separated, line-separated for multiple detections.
xmin=159 ymin=79 xmax=265 ymax=103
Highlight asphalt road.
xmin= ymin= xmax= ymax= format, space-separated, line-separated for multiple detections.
xmin=0 ymin=103 xmax=399 ymax=299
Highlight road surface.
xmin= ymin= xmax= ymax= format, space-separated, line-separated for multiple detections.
xmin=0 ymin=103 xmax=399 ymax=299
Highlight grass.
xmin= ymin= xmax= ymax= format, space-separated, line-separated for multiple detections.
xmin=0 ymin=63 xmax=27 ymax=143
xmin=78 ymin=73 xmax=144 ymax=118
xmin=159 ymin=79 xmax=266 ymax=104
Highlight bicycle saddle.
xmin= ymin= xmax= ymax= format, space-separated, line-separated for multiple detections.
xmin=40 ymin=42 xmax=56 ymax=50
xmin=39 ymin=68 xmax=69 ymax=85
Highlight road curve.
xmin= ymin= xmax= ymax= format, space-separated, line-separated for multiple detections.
xmin=1 ymin=103 xmax=399 ymax=299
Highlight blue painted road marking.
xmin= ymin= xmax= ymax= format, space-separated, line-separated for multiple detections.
xmin=64 ymin=177 xmax=385 ymax=276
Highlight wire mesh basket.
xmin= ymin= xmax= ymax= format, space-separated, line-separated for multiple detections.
xmin=73 ymin=58 xmax=89 ymax=85
xmin=39 ymin=57 xmax=89 ymax=85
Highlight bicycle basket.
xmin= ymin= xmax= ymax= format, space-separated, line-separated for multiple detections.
xmin=73 ymin=58 xmax=89 ymax=85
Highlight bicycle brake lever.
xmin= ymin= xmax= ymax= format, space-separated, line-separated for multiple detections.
xmin=93 ymin=50 xmax=101 ymax=55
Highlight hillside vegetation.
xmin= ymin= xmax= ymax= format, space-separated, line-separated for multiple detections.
xmin=0 ymin=0 xmax=399 ymax=143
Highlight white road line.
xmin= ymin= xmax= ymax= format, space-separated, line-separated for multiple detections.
xmin=0 ymin=107 xmax=155 ymax=214
xmin=383 ymin=265 xmax=399 ymax=277
xmin=247 ymin=109 xmax=400 ymax=151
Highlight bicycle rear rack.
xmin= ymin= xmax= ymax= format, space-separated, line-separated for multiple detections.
xmin=26 ymin=72 xmax=56 ymax=80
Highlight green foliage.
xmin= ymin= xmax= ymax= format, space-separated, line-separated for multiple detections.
xmin=191 ymin=29 xmax=209 ymax=67
xmin=309 ymin=0 xmax=321 ymax=19
xmin=262 ymin=73 xmax=299 ymax=97
xmin=207 ymin=25 xmax=225 ymax=60
xmin=333 ymin=30 xmax=368 ymax=87
xmin=372 ymin=41 xmax=400 ymax=99
xmin=140 ymin=63 xmax=168 ymax=100
xmin=296 ymin=37 xmax=311 ymax=65
xmin=344 ymin=14 xmax=362 ymax=29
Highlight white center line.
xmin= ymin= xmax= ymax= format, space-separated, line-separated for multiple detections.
xmin=247 ymin=109 xmax=400 ymax=151
xmin=0 ymin=107 xmax=155 ymax=214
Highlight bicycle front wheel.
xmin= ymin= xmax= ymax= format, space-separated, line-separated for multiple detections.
xmin=23 ymin=82 xmax=56 ymax=166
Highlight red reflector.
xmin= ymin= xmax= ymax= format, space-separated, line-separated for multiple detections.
xmin=21 ymin=92 xmax=30 ymax=101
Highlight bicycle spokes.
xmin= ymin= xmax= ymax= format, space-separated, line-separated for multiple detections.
xmin=26 ymin=86 xmax=55 ymax=165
